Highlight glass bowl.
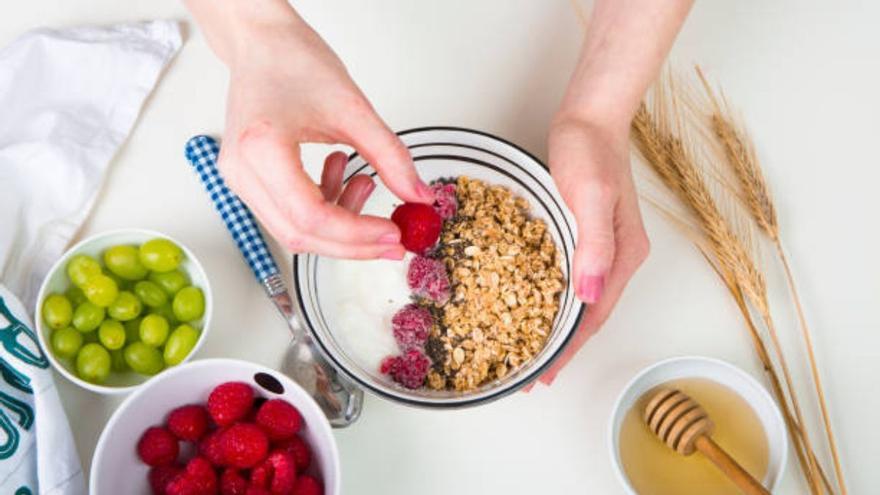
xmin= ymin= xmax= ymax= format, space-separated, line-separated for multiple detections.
xmin=293 ymin=127 xmax=584 ymax=408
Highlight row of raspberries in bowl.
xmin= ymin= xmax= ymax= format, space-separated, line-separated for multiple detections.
xmin=381 ymin=182 xmax=457 ymax=389
xmin=137 ymin=381 xmax=322 ymax=495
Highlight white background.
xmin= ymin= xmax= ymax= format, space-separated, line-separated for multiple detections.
xmin=3 ymin=1 xmax=878 ymax=493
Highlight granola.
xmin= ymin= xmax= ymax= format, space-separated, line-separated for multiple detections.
xmin=424 ymin=176 xmax=565 ymax=392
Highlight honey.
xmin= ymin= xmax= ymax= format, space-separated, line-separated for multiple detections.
xmin=618 ymin=378 xmax=769 ymax=495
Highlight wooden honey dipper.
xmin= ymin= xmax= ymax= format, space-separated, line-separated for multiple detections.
xmin=644 ymin=388 xmax=770 ymax=495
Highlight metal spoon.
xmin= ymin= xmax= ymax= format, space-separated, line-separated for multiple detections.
xmin=184 ymin=135 xmax=363 ymax=427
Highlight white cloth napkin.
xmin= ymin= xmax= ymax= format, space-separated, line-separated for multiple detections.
xmin=0 ymin=20 xmax=182 ymax=494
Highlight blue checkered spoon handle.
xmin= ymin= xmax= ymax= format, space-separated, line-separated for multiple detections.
xmin=183 ymin=135 xmax=279 ymax=287
xmin=184 ymin=135 xmax=363 ymax=427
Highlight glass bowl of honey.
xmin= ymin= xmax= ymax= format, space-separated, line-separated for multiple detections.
xmin=609 ymin=356 xmax=788 ymax=494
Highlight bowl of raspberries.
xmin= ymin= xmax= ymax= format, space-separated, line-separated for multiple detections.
xmin=90 ymin=358 xmax=339 ymax=495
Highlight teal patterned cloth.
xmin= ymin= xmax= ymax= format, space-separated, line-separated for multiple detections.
xmin=0 ymin=285 xmax=82 ymax=495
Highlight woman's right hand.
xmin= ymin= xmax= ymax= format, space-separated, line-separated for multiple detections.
xmin=187 ymin=0 xmax=434 ymax=259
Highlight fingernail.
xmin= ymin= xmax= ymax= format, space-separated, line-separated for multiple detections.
xmin=357 ymin=181 xmax=376 ymax=204
xmin=578 ymin=274 xmax=605 ymax=304
xmin=380 ymin=249 xmax=404 ymax=260
xmin=379 ymin=233 xmax=400 ymax=244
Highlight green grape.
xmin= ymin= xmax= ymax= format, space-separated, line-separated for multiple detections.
xmin=103 ymin=245 xmax=148 ymax=280
xmin=42 ymin=294 xmax=73 ymax=330
xmin=123 ymin=317 xmax=142 ymax=343
xmin=149 ymin=270 xmax=189 ymax=297
xmin=67 ymin=255 xmax=101 ymax=287
xmin=138 ymin=238 xmax=184 ymax=273
xmin=149 ymin=269 xmax=189 ymax=296
xmin=172 ymin=287 xmax=205 ymax=322
xmin=51 ymin=327 xmax=83 ymax=359
xmin=139 ymin=314 xmax=169 ymax=347
xmin=133 ymin=281 xmax=167 ymax=308
xmin=123 ymin=342 xmax=164 ymax=375
xmin=163 ymin=324 xmax=200 ymax=366
xmin=76 ymin=343 xmax=111 ymax=383
xmin=110 ymin=349 xmax=128 ymax=372
xmin=72 ymin=302 xmax=104 ymax=333
xmin=107 ymin=291 xmax=142 ymax=321
xmin=98 ymin=320 xmax=126 ymax=350
xmin=150 ymin=303 xmax=179 ymax=327
xmin=65 ymin=286 xmax=88 ymax=307
xmin=105 ymin=269 xmax=126 ymax=287
xmin=82 ymin=274 xmax=119 ymax=307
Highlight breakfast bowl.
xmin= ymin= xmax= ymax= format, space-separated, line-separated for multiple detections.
xmin=608 ymin=356 xmax=788 ymax=494
xmin=292 ymin=127 xmax=585 ymax=408
xmin=90 ymin=358 xmax=340 ymax=494
xmin=34 ymin=228 xmax=212 ymax=394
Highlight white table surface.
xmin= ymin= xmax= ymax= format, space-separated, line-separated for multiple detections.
xmin=4 ymin=1 xmax=878 ymax=493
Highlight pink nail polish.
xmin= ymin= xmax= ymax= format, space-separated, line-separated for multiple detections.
xmin=380 ymin=249 xmax=404 ymax=260
xmin=579 ymin=274 xmax=605 ymax=304
xmin=379 ymin=233 xmax=400 ymax=244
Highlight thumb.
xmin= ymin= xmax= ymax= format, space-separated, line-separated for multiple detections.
xmin=570 ymin=181 xmax=617 ymax=304
xmin=345 ymin=107 xmax=433 ymax=204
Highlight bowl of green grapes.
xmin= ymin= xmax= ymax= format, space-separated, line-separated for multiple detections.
xmin=35 ymin=229 xmax=212 ymax=394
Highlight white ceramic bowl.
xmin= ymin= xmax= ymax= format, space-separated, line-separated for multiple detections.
xmin=34 ymin=228 xmax=212 ymax=394
xmin=90 ymin=359 xmax=341 ymax=495
xmin=608 ymin=356 xmax=788 ymax=493
xmin=294 ymin=127 xmax=585 ymax=408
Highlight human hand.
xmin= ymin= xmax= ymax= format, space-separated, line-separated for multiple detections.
xmin=197 ymin=3 xmax=433 ymax=259
xmin=536 ymin=117 xmax=650 ymax=386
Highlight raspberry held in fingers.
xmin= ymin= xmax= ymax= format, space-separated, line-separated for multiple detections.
xmin=391 ymin=203 xmax=442 ymax=253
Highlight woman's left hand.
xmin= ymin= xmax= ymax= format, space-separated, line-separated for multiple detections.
xmin=537 ymin=117 xmax=650 ymax=386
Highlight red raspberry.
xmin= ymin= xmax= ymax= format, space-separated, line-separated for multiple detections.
xmin=220 ymin=468 xmax=249 ymax=495
xmin=379 ymin=356 xmax=400 ymax=375
xmin=138 ymin=426 xmax=180 ymax=467
xmin=381 ymin=349 xmax=431 ymax=389
xmin=246 ymin=488 xmax=271 ymax=495
xmin=255 ymin=399 xmax=303 ymax=441
xmin=167 ymin=405 xmax=210 ymax=442
xmin=149 ymin=464 xmax=182 ymax=495
xmin=165 ymin=476 xmax=198 ymax=495
xmin=292 ymin=475 xmax=324 ymax=495
xmin=275 ymin=436 xmax=311 ymax=471
xmin=186 ymin=457 xmax=217 ymax=493
xmin=430 ymin=182 xmax=458 ymax=220
xmin=166 ymin=458 xmax=216 ymax=495
xmin=250 ymin=461 xmax=270 ymax=489
xmin=198 ymin=428 xmax=227 ymax=466
xmin=208 ymin=382 xmax=255 ymax=426
xmin=406 ymin=256 xmax=450 ymax=304
xmin=391 ymin=203 xmax=442 ymax=253
xmin=251 ymin=450 xmax=297 ymax=494
xmin=221 ymin=423 xmax=269 ymax=469
xmin=391 ymin=304 xmax=433 ymax=351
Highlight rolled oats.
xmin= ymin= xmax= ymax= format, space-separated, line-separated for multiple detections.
xmin=424 ymin=176 xmax=565 ymax=392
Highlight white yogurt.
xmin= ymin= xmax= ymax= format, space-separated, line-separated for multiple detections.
xmin=318 ymin=255 xmax=414 ymax=372
xmin=316 ymin=184 xmax=413 ymax=372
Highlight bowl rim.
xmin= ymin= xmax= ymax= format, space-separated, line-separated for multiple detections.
xmin=606 ymin=355 xmax=789 ymax=493
xmin=89 ymin=358 xmax=342 ymax=495
xmin=293 ymin=126 xmax=586 ymax=408
xmin=34 ymin=228 xmax=213 ymax=395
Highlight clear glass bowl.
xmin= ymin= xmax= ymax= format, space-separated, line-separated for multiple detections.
xmin=293 ymin=127 xmax=584 ymax=408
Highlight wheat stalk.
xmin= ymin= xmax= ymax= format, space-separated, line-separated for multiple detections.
xmin=695 ymin=67 xmax=847 ymax=495
xmin=632 ymin=93 xmax=825 ymax=494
